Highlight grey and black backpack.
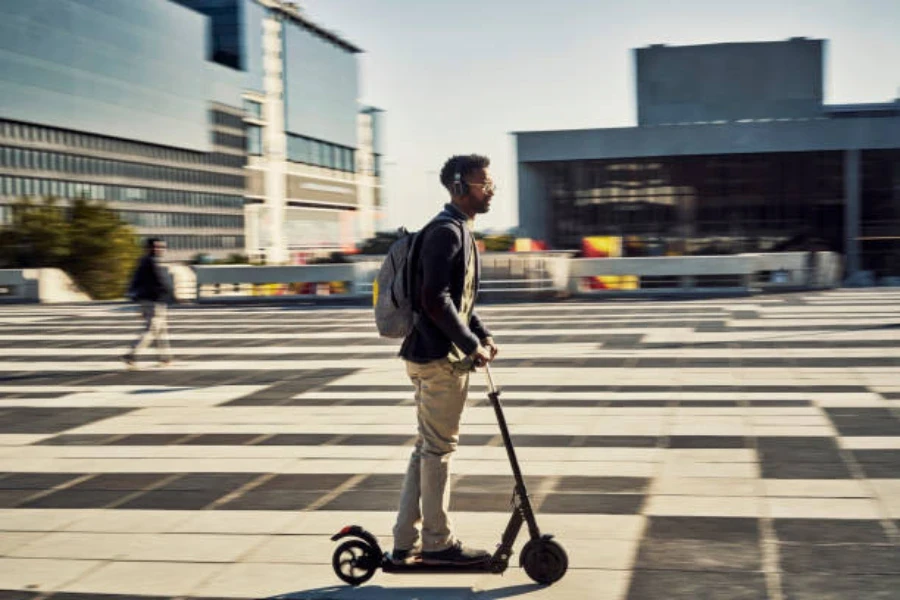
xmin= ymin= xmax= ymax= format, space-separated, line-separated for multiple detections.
xmin=373 ymin=217 xmax=456 ymax=338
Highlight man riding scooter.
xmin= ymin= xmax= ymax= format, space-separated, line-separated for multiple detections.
xmin=391 ymin=154 xmax=500 ymax=566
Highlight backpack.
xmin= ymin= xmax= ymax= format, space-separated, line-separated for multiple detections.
xmin=373 ymin=216 xmax=456 ymax=338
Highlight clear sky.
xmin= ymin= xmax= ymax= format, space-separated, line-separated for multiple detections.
xmin=301 ymin=0 xmax=900 ymax=234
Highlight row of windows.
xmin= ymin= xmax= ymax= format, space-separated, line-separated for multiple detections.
xmin=0 ymin=146 xmax=244 ymax=190
xmin=120 ymin=211 xmax=243 ymax=230
xmin=287 ymin=134 xmax=356 ymax=173
xmin=213 ymin=131 xmax=246 ymax=150
xmin=209 ymin=152 xmax=246 ymax=169
xmin=0 ymin=119 xmax=242 ymax=167
xmin=0 ymin=176 xmax=244 ymax=209
xmin=212 ymin=110 xmax=245 ymax=130
xmin=158 ymin=234 xmax=245 ymax=251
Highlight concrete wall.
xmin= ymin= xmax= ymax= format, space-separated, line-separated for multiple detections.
xmin=636 ymin=39 xmax=823 ymax=125
xmin=516 ymin=162 xmax=549 ymax=244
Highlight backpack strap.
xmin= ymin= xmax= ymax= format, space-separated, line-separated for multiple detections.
xmin=405 ymin=215 xmax=465 ymax=315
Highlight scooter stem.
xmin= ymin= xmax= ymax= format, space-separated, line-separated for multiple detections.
xmin=482 ymin=362 xmax=542 ymax=541
xmin=484 ymin=363 xmax=497 ymax=395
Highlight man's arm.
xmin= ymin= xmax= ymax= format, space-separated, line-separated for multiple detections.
xmin=469 ymin=311 xmax=490 ymax=342
xmin=126 ymin=258 xmax=145 ymax=300
xmin=470 ymin=312 xmax=498 ymax=360
xmin=418 ymin=224 xmax=480 ymax=356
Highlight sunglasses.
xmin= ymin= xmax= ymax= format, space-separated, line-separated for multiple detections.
xmin=467 ymin=181 xmax=497 ymax=194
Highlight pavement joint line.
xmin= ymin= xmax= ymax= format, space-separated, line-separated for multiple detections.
xmin=750 ymin=417 xmax=785 ymax=600
xmin=202 ymin=472 xmax=280 ymax=511
xmin=246 ymin=433 xmax=274 ymax=445
xmin=19 ymin=473 xmax=97 ymax=504
xmin=531 ymin=474 xmax=561 ymax=512
xmin=323 ymin=434 xmax=350 ymax=446
xmin=105 ymin=472 xmax=187 ymax=509
xmin=759 ymin=515 xmax=786 ymax=600
xmin=303 ymin=473 xmax=368 ymax=512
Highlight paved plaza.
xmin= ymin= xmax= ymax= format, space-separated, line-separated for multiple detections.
xmin=0 ymin=289 xmax=898 ymax=599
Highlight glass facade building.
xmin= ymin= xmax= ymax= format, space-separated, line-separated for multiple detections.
xmin=0 ymin=0 xmax=384 ymax=262
xmin=541 ymin=152 xmax=846 ymax=253
xmin=0 ymin=0 xmax=249 ymax=260
xmin=516 ymin=39 xmax=900 ymax=281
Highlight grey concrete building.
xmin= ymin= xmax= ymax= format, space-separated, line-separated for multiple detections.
xmin=515 ymin=38 xmax=900 ymax=281
xmin=0 ymin=0 xmax=383 ymax=263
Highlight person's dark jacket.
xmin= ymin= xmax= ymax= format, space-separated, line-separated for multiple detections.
xmin=400 ymin=203 xmax=491 ymax=363
xmin=128 ymin=254 xmax=173 ymax=303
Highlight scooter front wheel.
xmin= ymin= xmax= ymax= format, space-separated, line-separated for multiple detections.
xmin=520 ymin=537 xmax=568 ymax=585
xmin=332 ymin=539 xmax=379 ymax=586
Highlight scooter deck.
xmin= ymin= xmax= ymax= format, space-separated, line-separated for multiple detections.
xmin=381 ymin=558 xmax=498 ymax=574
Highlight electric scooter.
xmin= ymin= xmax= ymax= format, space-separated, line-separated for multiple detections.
xmin=330 ymin=364 xmax=568 ymax=586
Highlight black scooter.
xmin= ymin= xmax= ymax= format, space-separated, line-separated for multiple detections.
xmin=330 ymin=364 xmax=568 ymax=586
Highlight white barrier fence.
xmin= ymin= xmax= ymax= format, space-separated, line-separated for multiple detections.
xmin=0 ymin=269 xmax=91 ymax=303
xmin=190 ymin=251 xmax=841 ymax=303
xmin=567 ymin=252 xmax=842 ymax=295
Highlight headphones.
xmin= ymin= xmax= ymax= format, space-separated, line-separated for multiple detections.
xmin=452 ymin=171 xmax=469 ymax=196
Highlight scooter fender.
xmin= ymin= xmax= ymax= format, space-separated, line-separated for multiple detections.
xmin=330 ymin=525 xmax=383 ymax=554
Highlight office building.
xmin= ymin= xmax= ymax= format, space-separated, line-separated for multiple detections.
xmin=0 ymin=0 xmax=383 ymax=262
xmin=515 ymin=38 xmax=900 ymax=281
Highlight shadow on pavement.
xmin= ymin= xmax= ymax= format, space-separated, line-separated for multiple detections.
xmin=269 ymin=582 xmax=545 ymax=599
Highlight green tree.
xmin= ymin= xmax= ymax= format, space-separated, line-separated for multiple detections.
xmin=0 ymin=197 xmax=70 ymax=268
xmin=483 ymin=234 xmax=515 ymax=252
xmin=65 ymin=198 xmax=141 ymax=300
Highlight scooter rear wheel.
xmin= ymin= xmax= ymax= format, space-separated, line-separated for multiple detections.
xmin=520 ymin=538 xmax=568 ymax=585
xmin=332 ymin=539 xmax=378 ymax=586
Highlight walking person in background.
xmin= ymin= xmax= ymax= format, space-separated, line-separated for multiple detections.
xmin=122 ymin=238 xmax=174 ymax=368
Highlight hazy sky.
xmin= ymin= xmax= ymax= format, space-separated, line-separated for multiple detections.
xmin=301 ymin=0 xmax=900 ymax=233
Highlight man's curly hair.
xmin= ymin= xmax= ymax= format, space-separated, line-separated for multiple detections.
xmin=439 ymin=154 xmax=490 ymax=192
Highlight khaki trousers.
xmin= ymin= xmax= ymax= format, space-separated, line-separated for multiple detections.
xmin=130 ymin=301 xmax=171 ymax=360
xmin=393 ymin=359 xmax=470 ymax=552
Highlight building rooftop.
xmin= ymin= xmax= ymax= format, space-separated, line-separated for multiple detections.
xmin=265 ymin=0 xmax=362 ymax=53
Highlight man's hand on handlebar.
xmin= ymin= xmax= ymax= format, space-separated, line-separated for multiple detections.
xmin=470 ymin=345 xmax=492 ymax=367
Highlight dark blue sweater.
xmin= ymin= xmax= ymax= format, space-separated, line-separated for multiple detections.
xmin=399 ymin=203 xmax=492 ymax=363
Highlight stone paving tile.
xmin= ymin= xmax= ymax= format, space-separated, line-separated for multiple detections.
xmin=780 ymin=574 xmax=900 ymax=600
xmin=625 ymin=570 xmax=769 ymax=600
xmin=852 ymin=450 xmax=900 ymax=478
xmin=20 ymin=490 xmax=129 ymax=509
xmin=214 ymin=490 xmax=323 ymax=511
xmin=772 ymin=518 xmax=891 ymax=544
xmin=778 ymin=543 xmax=900 ymax=574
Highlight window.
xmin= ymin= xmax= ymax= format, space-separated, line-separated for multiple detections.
xmin=243 ymin=99 xmax=262 ymax=119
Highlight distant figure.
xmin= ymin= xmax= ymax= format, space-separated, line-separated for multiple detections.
xmin=123 ymin=238 xmax=173 ymax=368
